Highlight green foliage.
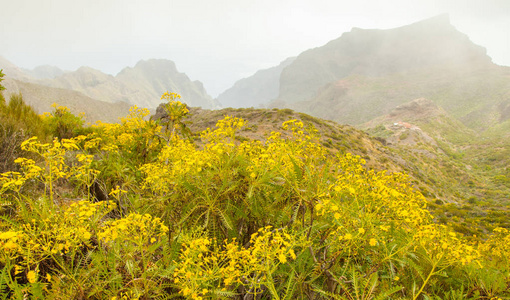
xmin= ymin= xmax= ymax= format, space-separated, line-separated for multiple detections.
xmin=159 ymin=92 xmax=192 ymax=140
xmin=399 ymin=132 xmax=409 ymax=140
xmin=277 ymin=108 xmax=294 ymax=117
xmin=0 ymin=69 xmax=5 ymax=92
xmin=366 ymin=124 xmax=392 ymax=139
xmin=0 ymin=93 xmax=47 ymax=173
xmin=0 ymin=94 xmax=509 ymax=299
xmin=43 ymin=103 xmax=85 ymax=139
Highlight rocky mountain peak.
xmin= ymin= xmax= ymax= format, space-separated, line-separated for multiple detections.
xmin=118 ymin=59 xmax=179 ymax=77
xmin=29 ymin=65 xmax=66 ymax=79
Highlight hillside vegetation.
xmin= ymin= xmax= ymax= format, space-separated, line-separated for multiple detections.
xmin=155 ymin=103 xmax=510 ymax=236
xmin=362 ymin=98 xmax=510 ymax=236
xmin=290 ymin=65 xmax=510 ymax=133
xmin=0 ymin=89 xmax=509 ymax=299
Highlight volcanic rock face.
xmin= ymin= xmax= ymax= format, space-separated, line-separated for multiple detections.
xmin=24 ymin=65 xmax=66 ymax=79
xmin=214 ymin=14 xmax=507 ymax=133
xmin=1 ymin=56 xmax=219 ymax=122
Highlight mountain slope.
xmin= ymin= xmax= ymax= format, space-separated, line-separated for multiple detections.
xmin=23 ymin=65 xmax=66 ymax=79
xmin=217 ymin=57 xmax=295 ymax=108
xmin=362 ymin=98 xmax=509 ymax=234
xmin=153 ymin=104 xmax=510 ymax=235
xmin=0 ymin=55 xmax=33 ymax=82
xmin=210 ymin=14 xmax=508 ymax=136
xmin=2 ymin=78 xmax=130 ymax=123
xmin=290 ymin=65 xmax=510 ymax=131
xmin=214 ymin=15 xmax=509 ymax=135
xmin=275 ymin=14 xmax=491 ymax=106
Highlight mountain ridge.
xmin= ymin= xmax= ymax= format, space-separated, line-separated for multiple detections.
xmin=201 ymin=14 xmax=507 ymax=136
xmin=275 ymin=14 xmax=492 ymax=105
xmin=0 ymin=57 xmax=217 ymax=110
xmin=2 ymin=77 xmax=131 ymax=123
xmin=212 ymin=15 xmax=504 ymax=136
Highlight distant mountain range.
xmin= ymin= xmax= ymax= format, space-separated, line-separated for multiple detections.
xmin=2 ymin=14 xmax=509 ymax=133
xmin=0 ymin=56 xmax=218 ymax=122
xmin=217 ymin=14 xmax=510 ymax=136
xmin=1 ymin=78 xmax=132 ymax=124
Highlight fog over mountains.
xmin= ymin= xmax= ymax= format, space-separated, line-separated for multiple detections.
xmin=1 ymin=14 xmax=509 ymax=133
xmin=219 ymin=14 xmax=510 ymax=135
xmin=275 ymin=14 xmax=491 ymax=105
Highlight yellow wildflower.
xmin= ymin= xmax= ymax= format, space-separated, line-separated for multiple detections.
xmin=278 ymin=253 xmax=288 ymax=263
xmin=27 ymin=270 xmax=37 ymax=283
xmin=0 ymin=231 xmax=18 ymax=239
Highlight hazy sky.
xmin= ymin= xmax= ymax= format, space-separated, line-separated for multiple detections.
xmin=1 ymin=0 xmax=509 ymax=97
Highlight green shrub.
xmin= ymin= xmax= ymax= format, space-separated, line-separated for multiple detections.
xmin=0 ymin=93 xmax=47 ymax=172
xmin=43 ymin=103 xmax=85 ymax=139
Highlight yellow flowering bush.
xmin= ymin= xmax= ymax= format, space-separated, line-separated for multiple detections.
xmin=0 ymin=200 xmax=115 ymax=290
xmin=0 ymin=170 xmax=26 ymax=194
xmin=479 ymin=227 xmax=510 ymax=269
xmin=414 ymin=224 xmax=481 ymax=266
xmin=20 ymin=136 xmax=77 ymax=199
xmin=160 ymin=91 xmax=191 ymax=138
xmin=238 ymin=119 xmax=326 ymax=181
xmin=1 ymin=200 xmax=115 ymax=261
xmin=84 ymin=105 xmax=164 ymax=194
xmin=140 ymin=136 xmax=207 ymax=194
xmin=173 ymin=227 xmax=306 ymax=299
xmin=0 ymin=135 xmax=102 ymax=204
xmin=97 ymin=213 xmax=169 ymax=247
xmin=0 ymin=94 xmax=509 ymax=299
xmin=0 ymin=230 xmax=24 ymax=260
xmin=43 ymin=103 xmax=85 ymax=139
xmin=93 ymin=105 xmax=162 ymax=158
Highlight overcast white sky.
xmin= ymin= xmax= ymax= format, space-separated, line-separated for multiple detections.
xmin=1 ymin=0 xmax=509 ymax=96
